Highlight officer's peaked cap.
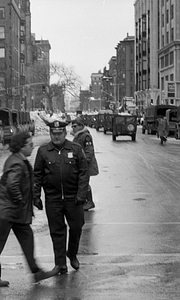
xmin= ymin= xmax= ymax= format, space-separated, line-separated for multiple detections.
xmin=47 ymin=120 xmax=68 ymax=133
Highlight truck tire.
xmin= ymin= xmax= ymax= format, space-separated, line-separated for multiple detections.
xmin=112 ymin=134 xmax=116 ymax=141
xmin=147 ymin=125 xmax=152 ymax=135
xmin=132 ymin=134 xmax=136 ymax=141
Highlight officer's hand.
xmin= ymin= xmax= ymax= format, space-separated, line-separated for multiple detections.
xmin=34 ymin=198 xmax=43 ymax=210
xmin=75 ymin=197 xmax=86 ymax=205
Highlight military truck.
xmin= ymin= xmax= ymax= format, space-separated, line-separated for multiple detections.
xmin=112 ymin=114 xmax=137 ymax=141
xmin=142 ymin=105 xmax=177 ymax=135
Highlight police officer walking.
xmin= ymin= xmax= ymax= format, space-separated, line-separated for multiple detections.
xmin=33 ymin=120 xmax=89 ymax=275
xmin=71 ymin=117 xmax=99 ymax=211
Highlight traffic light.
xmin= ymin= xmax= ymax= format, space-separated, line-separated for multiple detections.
xmin=42 ymin=85 xmax=46 ymax=94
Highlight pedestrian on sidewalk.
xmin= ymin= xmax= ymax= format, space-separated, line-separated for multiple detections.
xmin=157 ymin=116 xmax=168 ymax=145
xmin=33 ymin=120 xmax=89 ymax=275
xmin=71 ymin=117 xmax=99 ymax=211
xmin=0 ymin=131 xmax=54 ymax=287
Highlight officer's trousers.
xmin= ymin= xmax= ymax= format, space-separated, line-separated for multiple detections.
xmin=0 ymin=219 xmax=39 ymax=274
xmin=45 ymin=199 xmax=84 ymax=267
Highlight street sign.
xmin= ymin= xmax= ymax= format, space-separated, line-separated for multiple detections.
xmin=167 ymin=82 xmax=175 ymax=98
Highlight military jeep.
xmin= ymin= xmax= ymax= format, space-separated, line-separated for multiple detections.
xmin=112 ymin=114 xmax=137 ymax=141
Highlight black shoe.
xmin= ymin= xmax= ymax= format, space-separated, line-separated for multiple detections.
xmin=66 ymin=251 xmax=79 ymax=270
xmin=51 ymin=265 xmax=68 ymax=275
xmin=0 ymin=279 xmax=9 ymax=287
xmin=34 ymin=269 xmax=54 ymax=283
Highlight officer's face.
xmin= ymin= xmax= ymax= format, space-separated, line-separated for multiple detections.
xmin=50 ymin=129 xmax=66 ymax=145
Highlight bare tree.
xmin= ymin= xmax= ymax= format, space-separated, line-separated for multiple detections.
xmin=50 ymin=63 xmax=81 ymax=100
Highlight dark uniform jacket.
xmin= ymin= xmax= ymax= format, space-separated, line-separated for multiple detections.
xmin=0 ymin=153 xmax=34 ymax=223
xmin=73 ymin=127 xmax=99 ymax=176
xmin=33 ymin=139 xmax=89 ymax=202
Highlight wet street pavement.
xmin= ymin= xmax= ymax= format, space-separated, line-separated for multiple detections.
xmin=1 ymin=127 xmax=180 ymax=299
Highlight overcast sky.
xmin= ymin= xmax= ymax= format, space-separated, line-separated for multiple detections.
xmin=30 ymin=0 xmax=135 ymax=89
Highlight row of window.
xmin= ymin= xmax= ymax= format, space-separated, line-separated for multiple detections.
xmin=160 ymin=51 xmax=174 ymax=69
xmin=162 ymin=4 xmax=174 ymax=25
xmin=161 ymin=27 xmax=174 ymax=46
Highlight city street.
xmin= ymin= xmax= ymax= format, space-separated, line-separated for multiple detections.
xmin=1 ymin=126 xmax=180 ymax=299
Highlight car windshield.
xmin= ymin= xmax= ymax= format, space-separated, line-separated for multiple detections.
xmin=115 ymin=116 xmax=135 ymax=124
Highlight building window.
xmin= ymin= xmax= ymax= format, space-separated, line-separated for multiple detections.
xmin=20 ymin=25 xmax=25 ymax=36
xmin=171 ymin=5 xmax=174 ymax=19
xmin=171 ymin=27 xmax=174 ymax=41
xmin=20 ymin=43 xmax=25 ymax=54
xmin=0 ymin=8 xmax=5 ymax=19
xmin=170 ymin=74 xmax=174 ymax=81
xmin=161 ymin=77 xmax=164 ymax=90
xmin=166 ymin=31 xmax=169 ymax=44
xmin=166 ymin=9 xmax=169 ymax=23
xmin=162 ymin=35 xmax=164 ymax=47
xmin=21 ymin=63 xmax=25 ymax=75
xmin=165 ymin=53 xmax=169 ymax=67
xmin=0 ymin=48 xmax=5 ymax=58
xmin=162 ymin=14 xmax=164 ymax=27
xmin=170 ymin=51 xmax=174 ymax=64
xmin=0 ymin=26 xmax=5 ymax=39
xmin=170 ymin=99 xmax=174 ymax=104
xmin=165 ymin=75 xmax=169 ymax=81
xmin=161 ymin=56 xmax=164 ymax=68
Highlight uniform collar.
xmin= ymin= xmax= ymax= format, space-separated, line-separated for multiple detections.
xmin=74 ymin=126 xmax=89 ymax=138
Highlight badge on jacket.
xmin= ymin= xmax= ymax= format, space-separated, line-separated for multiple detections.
xmin=68 ymin=152 xmax=73 ymax=158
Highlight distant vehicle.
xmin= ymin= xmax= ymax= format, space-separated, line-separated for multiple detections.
xmin=142 ymin=105 xmax=177 ymax=135
xmin=0 ymin=108 xmax=17 ymax=144
xmin=95 ymin=110 xmax=113 ymax=132
xmin=0 ymin=108 xmax=35 ymax=144
xmin=0 ymin=120 xmax=4 ymax=146
xmin=103 ymin=113 xmax=114 ymax=134
xmin=166 ymin=108 xmax=177 ymax=137
xmin=87 ymin=114 xmax=97 ymax=128
xmin=174 ymin=106 xmax=180 ymax=139
xmin=112 ymin=114 xmax=137 ymax=141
